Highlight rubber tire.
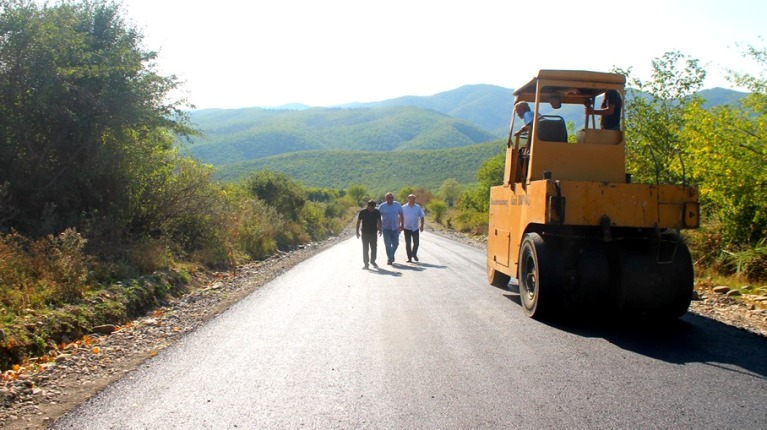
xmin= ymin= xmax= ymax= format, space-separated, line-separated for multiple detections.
xmin=615 ymin=232 xmax=694 ymax=319
xmin=518 ymin=233 xmax=559 ymax=319
xmin=657 ymin=233 xmax=695 ymax=319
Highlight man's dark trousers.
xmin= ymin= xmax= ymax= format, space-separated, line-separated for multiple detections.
xmin=361 ymin=231 xmax=378 ymax=266
xmin=403 ymin=229 xmax=419 ymax=261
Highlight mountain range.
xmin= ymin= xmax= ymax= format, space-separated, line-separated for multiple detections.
xmin=184 ymin=85 xmax=747 ymax=194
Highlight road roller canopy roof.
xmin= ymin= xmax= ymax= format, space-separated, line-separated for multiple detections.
xmin=513 ymin=70 xmax=626 ymax=106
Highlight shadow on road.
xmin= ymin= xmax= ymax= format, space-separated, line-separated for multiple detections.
xmin=368 ymin=267 xmax=402 ymax=276
xmin=366 ymin=261 xmax=448 ymax=276
xmin=502 ymin=283 xmax=522 ymax=306
xmin=410 ymin=261 xmax=447 ymax=269
xmin=499 ymin=282 xmax=767 ymax=378
xmin=393 ymin=263 xmax=426 ymax=272
xmin=554 ymin=314 xmax=766 ymax=378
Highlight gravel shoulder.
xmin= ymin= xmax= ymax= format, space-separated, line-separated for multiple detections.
xmin=1 ymin=229 xmax=765 ymax=429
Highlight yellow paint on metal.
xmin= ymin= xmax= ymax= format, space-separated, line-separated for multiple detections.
xmin=487 ymin=69 xmax=699 ymax=281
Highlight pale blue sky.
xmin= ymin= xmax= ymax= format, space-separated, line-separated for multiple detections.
xmin=122 ymin=0 xmax=765 ymax=109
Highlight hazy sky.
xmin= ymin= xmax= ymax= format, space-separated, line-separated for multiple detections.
xmin=121 ymin=0 xmax=765 ymax=109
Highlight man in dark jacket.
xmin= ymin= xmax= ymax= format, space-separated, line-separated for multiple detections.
xmin=355 ymin=200 xmax=382 ymax=269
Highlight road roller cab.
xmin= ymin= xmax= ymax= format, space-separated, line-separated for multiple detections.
xmin=487 ymin=70 xmax=699 ymax=319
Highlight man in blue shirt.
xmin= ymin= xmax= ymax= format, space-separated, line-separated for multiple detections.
xmin=513 ymin=102 xmax=535 ymax=137
xmin=378 ymin=192 xmax=404 ymax=265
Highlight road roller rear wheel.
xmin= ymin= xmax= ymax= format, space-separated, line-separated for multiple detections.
xmin=615 ymin=232 xmax=695 ymax=319
xmin=656 ymin=233 xmax=695 ymax=318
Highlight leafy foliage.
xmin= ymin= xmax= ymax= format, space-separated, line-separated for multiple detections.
xmin=216 ymin=141 xmax=504 ymax=194
xmin=245 ymin=170 xmax=306 ymax=221
xmin=0 ymin=228 xmax=92 ymax=310
xmin=395 ymin=187 xmax=434 ymax=208
xmin=446 ymin=150 xmax=506 ymax=234
xmin=0 ymin=1 xmax=353 ymax=369
xmin=439 ymin=178 xmax=462 ymax=207
xmin=460 ymin=151 xmax=505 ymax=213
xmin=346 ymin=184 xmax=370 ymax=206
xmin=615 ymin=51 xmax=706 ymax=185
xmin=225 ymin=194 xmax=284 ymax=262
xmin=683 ymin=45 xmax=767 ymax=245
xmin=0 ymin=0 xmax=193 ymax=238
xmin=428 ymin=200 xmax=447 ymax=223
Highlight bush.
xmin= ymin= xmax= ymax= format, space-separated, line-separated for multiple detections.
xmin=450 ymin=209 xmax=488 ymax=235
xmin=229 ymin=198 xmax=284 ymax=262
xmin=686 ymin=225 xmax=767 ymax=283
xmin=125 ymin=239 xmax=173 ymax=274
xmin=301 ymin=202 xmax=327 ymax=240
xmin=0 ymin=229 xmax=92 ymax=313
xmin=245 ymin=170 xmax=306 ymax=220
xmin=428 ymin=200 xmax=448 ymax=224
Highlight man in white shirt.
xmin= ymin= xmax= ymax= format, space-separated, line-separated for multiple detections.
xmin=401 ymin=194 xmax=425 ymax=263
xmin=378 ymin=192 xmax=404 ymax=265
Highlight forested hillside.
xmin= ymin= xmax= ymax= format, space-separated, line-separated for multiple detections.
xmin=187 ymin=105 xmax=496 ymax=165
xmin=216 ymin=141 xmax=504 ymax=193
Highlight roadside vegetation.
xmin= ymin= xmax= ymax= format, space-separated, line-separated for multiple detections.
xmin=0 ymin=1 xmax=356 ymax=369
xmin=0 ymin=0 xmax=765 ymax=370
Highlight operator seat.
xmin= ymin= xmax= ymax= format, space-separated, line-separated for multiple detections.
xmin=536 ymin=115 xmax=568 ymax=142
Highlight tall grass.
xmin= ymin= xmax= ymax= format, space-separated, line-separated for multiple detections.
xmin=0 ymin=229 xmax=91 ymax=314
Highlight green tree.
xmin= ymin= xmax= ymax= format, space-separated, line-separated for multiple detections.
xmin=245 ymin=170 xmax=306 ymax=220
xmin=428 ymin=199 xmax=448 ymax=224
xmin=346 ymin=184 xmax=369 ymax=206
xmin=412 ymin=187 xmax=434 ymax=208
xmin=0 ymin=0 xmax=193 ymax=237
xmin=397 ymin=186 xmax=416 ymax=203
xmin=461 ymin=152 xmax=505 ymax=212
xmin=614 ymin=51 xmax=706 ymax=184
xmin=439 ymin=178 xmax=462 ymax=207
xmin=683 ymin=44 xmax=767 ymax=244
xmin=305 ymin=187 xmax=339 ymax=203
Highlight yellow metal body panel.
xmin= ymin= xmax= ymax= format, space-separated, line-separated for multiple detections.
xmin=487 ymin=181 xmax=548 ymax=275
xmin=527 ymin=141 xmax=625 ymax=183
xmin=554 ymin=181 xmax=698 ymax=228
xmin=487 ymin=178 xmax=699 ymax=278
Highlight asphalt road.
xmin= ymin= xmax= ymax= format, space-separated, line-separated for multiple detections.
xmin=52 ymin=232 xmax=767 ymax=429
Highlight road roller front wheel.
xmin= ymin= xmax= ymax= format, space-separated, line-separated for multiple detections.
xmin=518 ymin=233 xmax=562 ymax=319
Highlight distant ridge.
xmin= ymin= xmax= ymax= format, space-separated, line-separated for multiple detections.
xmin=268 ymin=103 xmax=311 ymax=110
xmin=697 ymin=87 xmax=748 ymax=109
xmin=185 ymin=84 xmax=749 ymax=191
xmin=340 ymin=84 xmax=515 ymax=136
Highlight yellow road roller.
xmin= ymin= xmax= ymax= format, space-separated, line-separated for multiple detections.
xmin=487 ymin=70 xmax=699 ymax=319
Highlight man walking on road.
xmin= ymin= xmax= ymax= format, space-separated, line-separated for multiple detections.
xmin=378 ymin=192 xmax=404 ymax=265
xmin=402 ymin=194 xmax=425 ymax=263
xmin=355 ymin=200 xmax=382 ymax=270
